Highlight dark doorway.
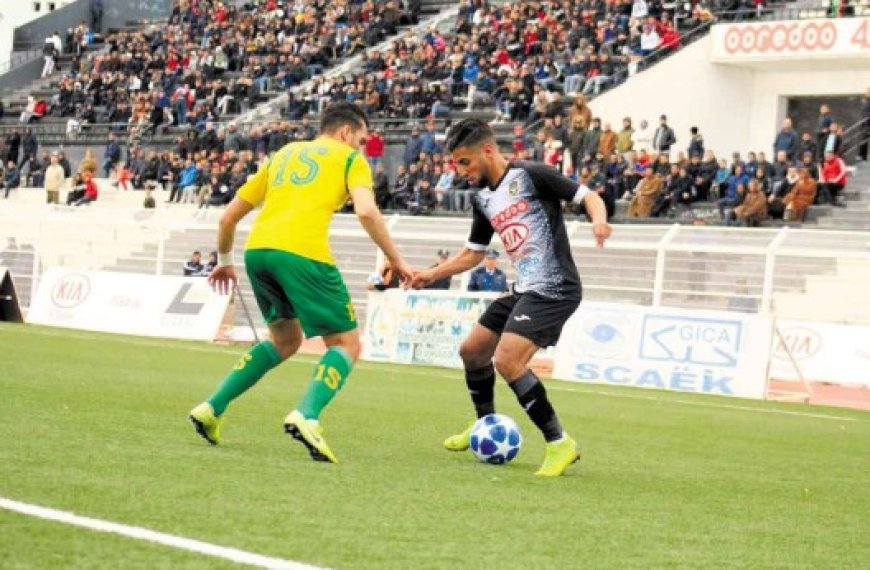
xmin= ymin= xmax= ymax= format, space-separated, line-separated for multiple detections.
xmin=787 ymin=94 xmax=863 ymax=160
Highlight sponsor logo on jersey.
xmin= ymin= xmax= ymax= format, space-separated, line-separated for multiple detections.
xmin=516 ymin=255 xmax=542 ymax=277
xmin=489 ymin=199 xmax=530 ymax=230
xmin=499 ymin=223 xmax=529 ymax=253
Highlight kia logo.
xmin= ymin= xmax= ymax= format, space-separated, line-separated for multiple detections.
xmin=774 ymin=327 xmax=822 ymax=361
xmin=51 ymin=273 xmax=91 ymax=308
xmin=499 ymin=223 xmax=529 ymax=253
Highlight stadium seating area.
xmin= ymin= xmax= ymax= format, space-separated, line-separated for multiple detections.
xmin=2 ymin=0 xmax=865 ymax=230
xmin=0 ymin=0 xmax=422 ymax=143
xmin=3 ymin=166 xmax=868 ymax=329
xmin=0 ymin=0 xmax=865 ymax=237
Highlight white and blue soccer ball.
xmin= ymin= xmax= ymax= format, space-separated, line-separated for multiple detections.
xmin=470 ymin=414 xmax=522 ymax=465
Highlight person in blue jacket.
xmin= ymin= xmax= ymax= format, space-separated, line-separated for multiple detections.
xmin=467 ymin=249 xmax=509 ymax=292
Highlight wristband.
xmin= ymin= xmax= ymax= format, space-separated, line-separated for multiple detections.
xmin=572 ymin=185 xmax=590 ymax=203
xmin=218 ymin=252 xmax=234 ymax=267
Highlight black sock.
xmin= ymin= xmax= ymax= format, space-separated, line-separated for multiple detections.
xmin=509 ymin=370 xmax=563 ymax=443
xmin=465 ymin=364 xmax=496 ymax=419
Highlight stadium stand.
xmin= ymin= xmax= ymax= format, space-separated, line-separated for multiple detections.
xmin=1 ymin=0 xmax=869 ymax=329
xmin=2 ymin=169 xmax=867 ymax=330
xmin=5 ymin=0 xmax=865 ymax=226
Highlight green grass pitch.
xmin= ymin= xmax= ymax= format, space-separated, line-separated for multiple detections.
xmin=1 ymin=322 xmax=868 ymax=569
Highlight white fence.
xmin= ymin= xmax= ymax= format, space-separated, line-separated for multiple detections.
xmin=4 ymin=207 xmax=870 ymax=395
xmin=2 ymin=209 xmax=870 ymax=328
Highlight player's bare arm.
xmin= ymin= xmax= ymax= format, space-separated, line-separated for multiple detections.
xmin=350 ymin=185 xmax=413 ymax=284
xmin=411 ymin=247 xmax=485 ymax=289
xmin=208 ymin=196 xmax=254 ymax=295
xmin=582 ymin=191 xmax=612 ymax=247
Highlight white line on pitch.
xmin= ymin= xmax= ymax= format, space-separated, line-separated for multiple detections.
xmin=543 ymin=385 xmax=860 ymax=422
xmin=0 ymin=497 xmax=326 ymax=570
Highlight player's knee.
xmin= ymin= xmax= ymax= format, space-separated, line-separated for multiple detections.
xmin=493 ymin=350 xmax=523 ymax=381
xmin=459 ymin=340 xmax=488 ymax=369
xmin=330 ymin=337 xmax=361 ymax=363
xmin=341 ymin=340 xmax=361 ymax=363
xmin=273 ymin=336 xmax=301 ymax=360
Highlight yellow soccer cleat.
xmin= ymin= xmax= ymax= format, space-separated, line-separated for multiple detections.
xmin=189 ymin=402 xmax=223 ymax=445
xmin=284 ymin=410 xmax=339 ymax=464
xmin=443 ymin=423 xmax=475 ymax=452
xmin=534 ymin=435 xmax=581 ymax=477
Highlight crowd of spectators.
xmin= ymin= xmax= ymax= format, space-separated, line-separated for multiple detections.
xmin=1 ymin=0 xmax=423 ymax=202
xmin=8 ymin=0 xmax=715 ymax=138
xmin=370 ymin=92 xmax=863 ymax=226
xmin=1 ymin=0 xmax=866 ymax=229
xmin=1 ymin=93 xmax=861 ymax=227
xmin=12 ymin=0 xmax=421 ymax=137
xmin=284 ymin=0 xmax=710 ymax=124
xmin=537 ymin=100 xmax=856 ymax=225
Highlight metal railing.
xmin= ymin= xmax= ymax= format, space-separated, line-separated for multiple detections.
xmin=3 ymin=206 xmax=870 ymax=325
xmin=841 ymin=116 xmax=870 ymax=158
xmin=0 ymin=48 xmax=46 ymax=78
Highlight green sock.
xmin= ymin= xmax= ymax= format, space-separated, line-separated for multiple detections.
xmin=297 ymin=347 xmax=354 ymax=420
xmin=207 ymin=341 xmax=282 ymax=416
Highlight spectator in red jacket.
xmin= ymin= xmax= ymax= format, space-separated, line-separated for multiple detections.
xmin=523 ymin=25 xmax=539 ymax=55
xmin=819 ymin=150 xmax=847 ymax=207
xmin=660 ymin=22 xmax=681 ymax=51
xmin=74 ymin=172 xmax=98 ymax=206
xmin=365 ymin=129 xmax=385 ymax=169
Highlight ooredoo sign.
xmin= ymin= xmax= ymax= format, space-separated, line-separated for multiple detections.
xmin=711 ymin=17 xmax=870 ymax=61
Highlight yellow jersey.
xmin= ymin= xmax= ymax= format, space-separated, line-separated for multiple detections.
xmin=237 ymin=136 xmax=373 ymax=265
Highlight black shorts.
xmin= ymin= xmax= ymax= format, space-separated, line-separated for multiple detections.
xmin=478 ymin=291 xmax=580 ymax=348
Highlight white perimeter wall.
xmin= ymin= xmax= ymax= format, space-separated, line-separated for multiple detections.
xmin=0 ymin=1 xmax=76 ymax=68
xmin=591 ymin=34 xmax=870 ymax=158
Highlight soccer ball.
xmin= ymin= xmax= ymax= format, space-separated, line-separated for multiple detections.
xmin=469 ymin=414 xmax=522 ymax=465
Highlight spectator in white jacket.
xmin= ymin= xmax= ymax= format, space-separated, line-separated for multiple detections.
xmin=632 ymin=0 xmax=649 ymax=19
xmin=639 ymin=25 xmax=661 ymax=56
xmin=634 ymin=119 xmax=653 ymax=152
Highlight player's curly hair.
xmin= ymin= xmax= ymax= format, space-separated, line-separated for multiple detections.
xmin=445 ymin=118 xmax=495 ymax=152
xmin=320 ymin=102 xmax=369 ymax=134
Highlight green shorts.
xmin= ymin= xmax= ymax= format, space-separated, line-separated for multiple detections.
xmin=244 ymin=249 xmax=357 ymax=338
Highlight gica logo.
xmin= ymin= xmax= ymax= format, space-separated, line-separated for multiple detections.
xmin=51 ymin=273 xmax=91 ymax=308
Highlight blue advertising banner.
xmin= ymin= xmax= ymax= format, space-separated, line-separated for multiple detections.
xmin=552 ymin=303 xmax=772 ymax=399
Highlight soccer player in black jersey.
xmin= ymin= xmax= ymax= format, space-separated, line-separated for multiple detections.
xmin=411 ymin=119 xmax=612 ymax=476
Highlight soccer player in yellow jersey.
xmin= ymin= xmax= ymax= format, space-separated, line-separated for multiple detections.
xmin=189 ymin=103 xmax=412 ymax=463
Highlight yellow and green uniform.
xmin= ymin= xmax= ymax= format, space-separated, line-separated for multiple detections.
xmin=238 ymin=136 xmax=373 ymax=337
